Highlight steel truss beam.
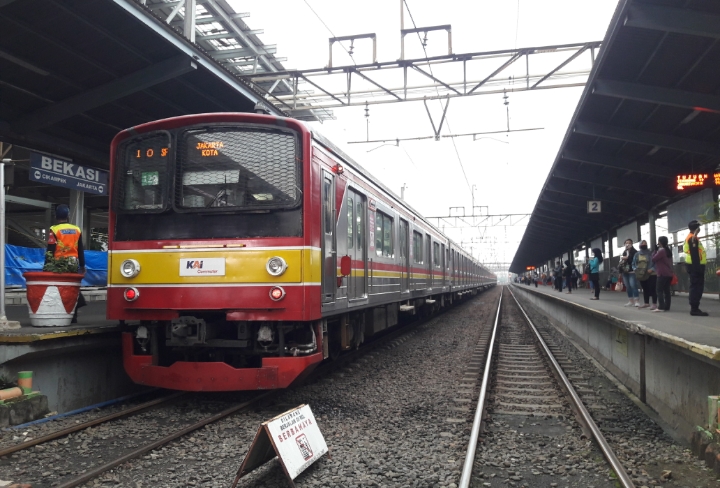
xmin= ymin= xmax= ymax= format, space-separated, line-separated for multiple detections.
xmin=551 ymin=168 xmax=667 ymax=197
xmin=13 ymin=56 xmax=197 ymax=132
xmin=425 ymin=213 xmax=530 ymax=229
xmin=243 ymin=41 xmax=601 ymax=113
xmin=593 ymin=79 xmax=720 ymax=114
xmin=544 ymin=181 xmax=647 ymax=209
xmin=561 ymin=148 xmax=676 ymax=178
xmin=573 ymin=121 xmax=720 ymax=156
xmin=625 ymin=4 xmax=720 ymax=39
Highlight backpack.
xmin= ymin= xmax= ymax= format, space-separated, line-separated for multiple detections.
xmin=634 ymin=254 xmax=650 ymax=281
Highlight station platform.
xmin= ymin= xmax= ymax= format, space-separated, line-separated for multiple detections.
xmin=515 ymin=283 xmax=720 ymax=358
xmin=511 ymin=283 xmax=720 ymax=444
xmin=0 ymin=301 xmax=118 ymax=343
xmin=0 ymin=301 xmax=139 ymax=414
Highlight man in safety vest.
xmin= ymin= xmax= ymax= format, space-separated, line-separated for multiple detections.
xmin=683 ymin=219 xmax=708 ymax=316
xmin=46 ymin=204 xmax=86 ymax=323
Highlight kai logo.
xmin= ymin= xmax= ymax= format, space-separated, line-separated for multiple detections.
xmin=179 ymin=257 xmax=225 ymax=276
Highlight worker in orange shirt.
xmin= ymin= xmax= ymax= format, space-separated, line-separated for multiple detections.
xmin=46 ymin=204 xmax=86 ymax=323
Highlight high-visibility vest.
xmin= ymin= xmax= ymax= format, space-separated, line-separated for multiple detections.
xmin=683 ymin=233 xmax=706 ymax=265
xmin=49 ymin=223 xmax=82 ymax=260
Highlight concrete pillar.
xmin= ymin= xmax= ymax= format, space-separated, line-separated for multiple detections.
xmin=648 ymin=210 xmax=656 ymax=248
xmin=44 ymin=208 xmax=52 ymax=241
xmin=606 ymin=231 xmax=613 ymax=260
xmin=83 ymin=208 xmax=91 ymax=249
xmin=69 ymin=190 xmax=84 ymax=229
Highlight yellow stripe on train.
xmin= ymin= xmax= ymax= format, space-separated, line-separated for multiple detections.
xmin=109 ymin=249 xmax=322 ymax=285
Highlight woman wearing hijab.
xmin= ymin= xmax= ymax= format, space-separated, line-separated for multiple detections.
xmin=589 ymin=248 xmax=603 ymax=300
xmin=652 ymin=236 xmax=674 ymax=312
xmin=620 ymin=239 xmax=640 ymax=306
xmin=633 ymin=240 xmax=657 ymax=310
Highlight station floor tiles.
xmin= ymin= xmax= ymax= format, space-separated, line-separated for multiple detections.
xmin=514 ymin=283 xmax=720 ymax=352
xmin=0 ymin=301 xmax=119 ymax=343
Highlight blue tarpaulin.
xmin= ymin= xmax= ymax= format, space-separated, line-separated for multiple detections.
xmin=6 ymin=245 xmax=107 ymax=287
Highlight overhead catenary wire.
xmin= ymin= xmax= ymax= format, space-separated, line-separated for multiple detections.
xmin=402 ymin=0 xmax=472 ymax=195
xmin=302 ymin=0 xmax=356 ymax=65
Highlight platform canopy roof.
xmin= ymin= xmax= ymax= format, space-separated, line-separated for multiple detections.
xmin=510 ymin=0 xmax=720 ymax=273
xmin=0 ymin=0 xmax=299 ymax=190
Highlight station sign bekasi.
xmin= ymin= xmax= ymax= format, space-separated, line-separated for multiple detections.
xmin=29 ymin=152 xmax=108 ymax=196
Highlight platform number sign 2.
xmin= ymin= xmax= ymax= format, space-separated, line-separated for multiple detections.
xmin=587 ymin=201 xmax=601 ymax=214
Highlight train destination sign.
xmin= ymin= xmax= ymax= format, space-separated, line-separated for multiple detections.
xmin=232 ymin=404 xmax=327 ymax=487
xmin=30 ymin=152 xmax=108 ymax=195
xmin=676 ymin=173 xmax=720 ymax=190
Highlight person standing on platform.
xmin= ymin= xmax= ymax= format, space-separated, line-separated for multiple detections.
xmin=620 ymin=239 xmax=639 ymax=307
xmin=633 ymin=240 xmax=657 ymax=310
xmin=46 ymin=204 xmax=86 ymax=324
xmin=653 ymin=236 xmax=673 ymax=313
xmin=554 ymin=260 xmax=563 ymax=292
xmin=563 ymin=260 xmax=574 ymax=294
xmin=589 ymin=248 xmax=603 ymax=300
xmin=684 ymin=220 xmax=708 ymax=316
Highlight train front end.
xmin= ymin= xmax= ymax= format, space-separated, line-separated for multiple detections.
xmin=107 ymin=114 xmax=323 ymax=391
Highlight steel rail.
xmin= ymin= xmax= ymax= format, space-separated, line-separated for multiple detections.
xmin=0 ymin=392 xmax=186 ymax=457
xmin=54 ymin=392 xmax=275 ymax=488
xmin=507 ymin=286 xmax=635 ymax=488
xmin=458 ymin=288 xmax=503 ymax=488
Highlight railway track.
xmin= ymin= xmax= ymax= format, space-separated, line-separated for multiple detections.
xmin=1 ymin=294 xmax=476 ymax=488
xmin=459 ymin=286 xmax=635 ymax=488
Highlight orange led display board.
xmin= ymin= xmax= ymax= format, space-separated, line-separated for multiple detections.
xmin=196 ymin=141 xmax=224 ymax=157
xmin=676 ymin=173 xmax=720 ymax=190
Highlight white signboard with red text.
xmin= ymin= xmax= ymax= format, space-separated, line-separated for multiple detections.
xmin=231 ymin=404 xmax=327 ymax=488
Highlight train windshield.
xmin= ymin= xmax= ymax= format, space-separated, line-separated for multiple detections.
xmin=178 ymin=127 xmax=300 ymax=211
xmin=112 ymin=126 xmax=303 ymax=241
xmin=115 ymin=132 xmax=172 ymax=212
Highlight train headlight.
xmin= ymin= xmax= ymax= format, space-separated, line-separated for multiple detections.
xmin=120 ymin=259 xmax=141 ymax=278
xmin=124 ymin=287 xmax=140 ymax=302
xmin=266 ymin=257 xmax=287 ymax=276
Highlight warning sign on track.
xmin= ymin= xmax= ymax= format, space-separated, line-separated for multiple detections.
xmin=231 ymin=404 xmax=328 ymax=487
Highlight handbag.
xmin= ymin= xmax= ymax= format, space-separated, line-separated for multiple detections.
xmin=582 ymin=273 xmax=589 ymax=282
xmin=615 ymin=282 xmax=625 ymax=292
xmin=670 ymin=274 xmax=678 ymax=286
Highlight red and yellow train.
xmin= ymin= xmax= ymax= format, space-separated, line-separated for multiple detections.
xmin=108 ymin=113 xmax=496 ymax=391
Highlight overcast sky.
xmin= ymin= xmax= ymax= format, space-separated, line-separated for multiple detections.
xmin=229 ymin=0 xmax=620 ymax=267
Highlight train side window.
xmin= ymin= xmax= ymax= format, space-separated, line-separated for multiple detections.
xmin=375 ymin=211 xmax=394 ymax=258
xmin=347 ymin=197 xmax=353 ymax=249
xmin=433 ymin=242 xmax=440 ymax=268
xmin=413 ymin=231 xmax=423 ymax=264
xmin=356 ymin=200 xmax=364 ymax=251
xmin=323 ymin=178 xmax=332 ymax=234
xmin=399 ymin=219 xmax=407 ymax=258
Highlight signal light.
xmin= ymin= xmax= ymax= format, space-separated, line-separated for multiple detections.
xmin=269 ymin=286 xmax=285 ymax=301
xmin=124 ymin=287 xmax=140 ymax=302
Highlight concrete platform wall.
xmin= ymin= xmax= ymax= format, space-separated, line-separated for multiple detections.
xmin=1 ymin=335 xmax=142 ymax=414
xmin=513 ymin=286 xmax=720 ymax=441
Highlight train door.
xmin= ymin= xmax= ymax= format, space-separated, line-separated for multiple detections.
xmin=399 ymin=219 xmax=410 ymax=292
xmin=346 ymin=189 xmax=366 ymax=300
xmin=322 ymin=171 xmax=336 ymax=303
xmin=426 ymin=235 xmax=432 ymax=289
xmin=441 ymin=244 xmax=446 ymax=287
